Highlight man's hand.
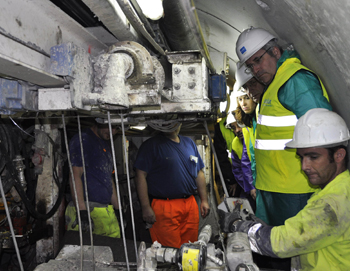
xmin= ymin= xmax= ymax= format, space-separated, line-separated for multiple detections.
xmin=79 ymin=210 xmax=94 ymax=233
xmin=200 ymin=201 xmax=210 ymax=218
xmin=250 ymin=189 xmax=256 ymax=200
xmin=142 ymin=205 xmax=156 ymax=224
xmin=218 ymin=209 xmax=242 ymax=233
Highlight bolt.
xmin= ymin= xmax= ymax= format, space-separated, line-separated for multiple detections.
xmin=174 ymin=83 xmax=181 ymax=90
xmin=174 ymin=67 xmax=181 ymax=74
xmin=188 ymin=67 xmax=195 ymax=74
xmin=188 ymin=82 xmax=196 ymax=89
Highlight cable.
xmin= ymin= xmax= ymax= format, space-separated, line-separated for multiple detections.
xmin=9 ymin=117 xmax=35 ymax=138
xmin=77 ymin=115 xmax=95 ymax=271
xmin=1 ymin=148 xmax=69 ymax=220
xmin=0 ymin=122 xmax=67 ymax=220
xmin=108 ymin=111 xmax=130 ymax=271
xmin=120 ymin=114 xmax=138 ymax=261
xmin=0 ymin=176 xmax=24 ymax=271
xmin=61 ymin=114 xmax=84 ymax=271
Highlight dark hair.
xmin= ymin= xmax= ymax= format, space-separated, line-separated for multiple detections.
xmin=234 ymin=96 xmax=255 ymax=127
xmin=327 ymin=145 xmax=348 ymax=164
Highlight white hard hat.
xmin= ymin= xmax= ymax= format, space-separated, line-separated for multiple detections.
xmin=225 ymin=113 xmax=246 ymax=129
xmin=285 ymin=108 xmax=350 ymax=149
xmin=236 ymin=27 xmax=276 ymax=64
xmin=233 ymin=61 xmax=253 ymax=93
xmin=233 ymin=86 xmax=247 ymax=98
xmin=225 ymin=113 xmax=237 ymax=128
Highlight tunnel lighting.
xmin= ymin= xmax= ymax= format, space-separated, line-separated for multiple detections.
xmin=136 ymin=0 xmax=164 ymax=20
xmin=131 ymin=124 xmax=147 ymax=130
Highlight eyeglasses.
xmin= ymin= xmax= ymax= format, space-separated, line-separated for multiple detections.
xmin=243 ymin=78 xmax=258 ymax=89
xmin=245 ymin=47 xmax=272 ymax=73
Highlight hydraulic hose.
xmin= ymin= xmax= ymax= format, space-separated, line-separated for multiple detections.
xmin=0 ymin=124 xmax=16 ymax=194
xmin=0 ymin=127 xmax=68 ymax=220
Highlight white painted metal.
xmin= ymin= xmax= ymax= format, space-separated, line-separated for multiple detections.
xmin=0 ymin=0 xmax=107 ymax=87
xmin=38 ymin=88 xmax=73 ymax=110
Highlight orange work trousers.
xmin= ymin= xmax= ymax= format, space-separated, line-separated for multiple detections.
xmin=150 ymin=195 xmax=199 ymax=248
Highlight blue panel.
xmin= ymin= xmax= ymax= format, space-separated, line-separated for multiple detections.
xmin=49 ymin=43 xmax=75 ymax=76
xmin=209 ymin=74 xmax=227 ymax=102
xmin=0 ymin=78 xmax=22 ymax=114
xmin=0 ymin=78 xmax=38 ymax=114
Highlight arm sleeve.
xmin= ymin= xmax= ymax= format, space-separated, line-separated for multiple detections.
xmin=133 ymin=140 xmax=153 ymax=173
xmin=271 ymin=197 xmax=346 ymax=258
xmin=231 ymin=150 xmax=245 ymax=189
xmin=278 ymin=70 xmax=332 ymax=118
xmin=214 ymin=123 xmax=236 ymax=184
xmin=241 ymin=141 xmax=255 ymax=192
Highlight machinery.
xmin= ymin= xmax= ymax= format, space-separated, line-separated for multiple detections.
xmin=1 ymin=0 xmax=348 ymax=270
xmin=136 ymin=198 xmax=259 ymax=271
xmin=0 ymin=1 xmax=228 ymax=269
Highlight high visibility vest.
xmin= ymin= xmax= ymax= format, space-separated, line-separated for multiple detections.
xmin=231 ymin=136 xmax=243 ymax=159
xmin=243 ymin=126 xmax=255 ymax=162
xmin=255 ymin=58 xmax=329 ymax=193
xmin=219 ymin=117 xmax=236 ymax=163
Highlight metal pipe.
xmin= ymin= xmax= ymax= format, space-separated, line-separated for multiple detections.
xmin=120 ymin=114 xmax=138 ymax=261
xmin=178 ymin=0 xmax=216 ymax=74
xmin=0 ymin=176 xmax=24 ymax=271
xmin=62 ymin=114 xmax=84 ymax=271
xmin=116 ymin=0 xmax=165 ymax=56
xmin=77 ymin=115 xmax=95 ymax=271
xmin=107 ymin=111 xmax=130 ymax=271
xmin=203 ymin=120 xmax=229 ymax=197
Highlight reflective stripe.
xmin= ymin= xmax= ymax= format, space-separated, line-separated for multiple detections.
xmin=258 ymin=114 xmax=298 ymax=127
xmin=255 ymin=139 xmax=292 ymax=150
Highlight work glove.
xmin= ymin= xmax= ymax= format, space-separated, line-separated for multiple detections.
xmin=232 ymin=220 xmax=258 ymax=234
xmin=218 ymin=209 xmax=242 ymax=233
xmin=79 ymin=210 xmax=95 ymax=233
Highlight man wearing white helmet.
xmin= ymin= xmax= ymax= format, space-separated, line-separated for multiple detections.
xmin=235 ymin=61 xmax=264 ymax=104
xmin=236 ymin=27 xmax=333 ymax=231
xmin=219 ymin=108 xmax=350 ymax=271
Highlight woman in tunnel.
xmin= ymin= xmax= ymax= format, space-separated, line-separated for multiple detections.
xmin=230 ymin=87 xmax=257 ymax=211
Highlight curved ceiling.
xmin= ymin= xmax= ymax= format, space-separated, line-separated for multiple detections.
xmin=194 ymin=0 xmax=350 ymax=125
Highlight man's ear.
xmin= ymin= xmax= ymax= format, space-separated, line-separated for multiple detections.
xmin=272 ymin=47 xmax=281 ymax=59
xmin=334 ymin=148 xmax=346 ymax=163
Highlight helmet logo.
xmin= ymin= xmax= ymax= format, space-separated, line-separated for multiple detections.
xmin=240 ymin=46 xmax=247 ymax=55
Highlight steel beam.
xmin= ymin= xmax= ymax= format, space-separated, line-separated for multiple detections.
xmin=0 ymin=0 xmax=107 ymax=87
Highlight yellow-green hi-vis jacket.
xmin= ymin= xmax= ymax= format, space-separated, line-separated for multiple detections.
xmin=255 ymin=57 xmax=329 ymax=193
